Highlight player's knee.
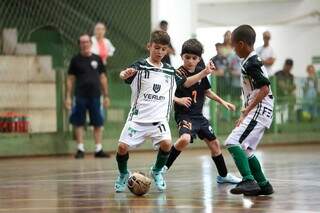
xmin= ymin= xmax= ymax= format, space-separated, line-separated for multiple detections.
xmin=159 ymin=140 xmax=172 ymax=152
xmin=118 ymin=143 xmax=128 ymax=155
xmin=178 ymin=134 xmax=191 ymax=148
xmin=208 ymin=139 xmax=221 ymax=156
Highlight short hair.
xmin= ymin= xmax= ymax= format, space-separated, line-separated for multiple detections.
xmin=284 ymin=58 xmax=294 ymax=66
xmin=181 ymin=39 xmax=203 ymax=57
xmin=160 ymin=20 xmax=168 ymax=27
xmin=232 ymin=25 xmax=256 ymax=46
xmin=215 ymin=42 xmax=223 ymax=47
xmin=78 ymin=33 xmax=91 ymax=45
xmin=149 ymin=30 xmax=170 ymax=45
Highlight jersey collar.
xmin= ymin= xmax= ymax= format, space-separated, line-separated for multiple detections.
xmin=146 ymin=58 xmax=163 ymax=69
xmin=241 ymin=51 xmax=257 ymax=66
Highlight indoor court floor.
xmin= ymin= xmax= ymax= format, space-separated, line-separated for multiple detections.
xmin=0 ymin=144 xmax=319 ymax=213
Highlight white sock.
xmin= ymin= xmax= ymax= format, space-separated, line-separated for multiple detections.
xmin=95 ymin=144 xmax=103 ymax=152
xmin=77 ymin=143 xmax=85 ymax=152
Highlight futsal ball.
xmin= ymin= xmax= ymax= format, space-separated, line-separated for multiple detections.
xmin=127 ymin=172 xmax=151 ymax=196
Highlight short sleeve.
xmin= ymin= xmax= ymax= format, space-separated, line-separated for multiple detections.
xmin=97 ymin=57 xmax=106 ymax=74
xmin=124 ymin=61 xmax=139 ymax=84
xmin=68 ymin=57 xmax=76 ymax=75
xmin=246 ymin=63 xmax=270 ymax=88
xmin=202 ymin=76 xmax=211 ymax=90
xmin=175 ymin=71 xmax=186 ymax=87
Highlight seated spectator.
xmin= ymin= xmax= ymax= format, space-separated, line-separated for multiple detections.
xmin=275 ymin=59 xmax=296 ymax=97
xmin=91 ymin=22 xmax=115 ymax=65
xmin=303 ymin=65 xmax=319 ymax=119
xmin=275 ymin=59 xmax=296 ymax=122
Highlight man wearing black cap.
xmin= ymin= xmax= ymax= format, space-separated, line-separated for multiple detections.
xmin=275 ymin=59 xmax=296 ymax=121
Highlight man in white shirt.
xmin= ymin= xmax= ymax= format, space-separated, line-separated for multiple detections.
xmin=256 ymin=31 xmax=275 ymax=75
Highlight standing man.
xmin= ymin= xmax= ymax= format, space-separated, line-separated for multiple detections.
xmin=256 ymin=31 xmax=276 ymax=75
xmin=159 ymin=20 xmax=175 ymax=65
xmin=65 ymin=34 xmax=110 ymax=159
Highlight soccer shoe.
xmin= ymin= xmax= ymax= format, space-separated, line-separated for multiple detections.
xmin=258 ymin=182 xmax=274 ymax=195
xmin=114 ymin=172 xmax=130 ymax=193
xmin=216 ymin=173 xmax=242 ymax=184
xmin=150 ymin=167 xmax=166 ymax=192
xmin=230 ymin=179 xmax=261 ymax=196
xmin=75 ymin=150 xmax=85 ymax=159
xmin=94 ymin=150 xmax=111 ymax=158
xmin=161 ymin=166 xmax=168 ymax=174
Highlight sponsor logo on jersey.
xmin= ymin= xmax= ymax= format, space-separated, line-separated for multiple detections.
xmin=143 ymin=93 xmax=165 ymax=101
xmin=153 ymin=84 xmax=161 ymax=93
xmin=91 ymin=60 xmax=98 ymax=69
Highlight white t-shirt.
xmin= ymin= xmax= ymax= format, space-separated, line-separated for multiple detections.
xmin=256 ymin=45 xmax=275 ymax=75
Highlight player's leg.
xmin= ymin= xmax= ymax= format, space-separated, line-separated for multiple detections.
xmin=246 ymin=150 xmax=273 ymax=195
xmin=204 ymin=138 xmax=241 ymax=184
xmin=114 ymin=121 xmax=145 ymax=192
xmin=165 ymin=118 xmax=192 ymax=170
xmin=88 ymin=97 xmax=109 ymax=157
xmin=70 ymin=97 xmax=87 ymax=159
xmin=114 ymin=142 xmax=130 ymax=192
xmin=198 ymin=117 xmax=240 ymax=184
xmin=151 ymin=122 xmax=172 ymax=191
xmin=225 ymin=120 xmax=260 ymax=195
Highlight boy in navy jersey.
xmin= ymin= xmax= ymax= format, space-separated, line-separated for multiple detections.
xmin=165 ymin=39 xmax=241 ymax=184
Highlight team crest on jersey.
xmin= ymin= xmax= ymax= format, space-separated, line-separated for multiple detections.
xmin=91 ymin=60 xmax=98 ymax=69
xmin=153 ymin=84 xmax=161 ymax=93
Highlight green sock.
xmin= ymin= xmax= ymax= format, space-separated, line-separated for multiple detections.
xmin=248 ymin=155 xmax=268 ymax=187
xmin=116 ymin=152 xmax=129 ymax=174
xmin=227 ymin=146 xmax=254 ymax=181
xmin=153 ymin=148 xmax=170 ymax=172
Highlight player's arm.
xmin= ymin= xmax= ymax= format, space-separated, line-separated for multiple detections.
xmin=119 ymin=67 xmax=137 ymax=81
xmin=183 ymin=62 xmax=215 ymax=88
xmin=174 ymin=96 xmax=192 ymax=108
xmin=65 ymin=74 xmax=75 ymax=110
xmin=236 ymin=64 xmax=270 ymax=126
xmin=205 ymin=90 xmax=236 ymax=111
xmin=263 ymin=57 xmax=275 ymax=66
xmin=100 ymin=73 xmax=110 ymax=108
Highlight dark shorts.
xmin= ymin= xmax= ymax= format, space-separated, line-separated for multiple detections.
xmin=70 ymin=96 xmax=104 ymax=127
xmin=175 ymin=114 xmax=216 ymax=143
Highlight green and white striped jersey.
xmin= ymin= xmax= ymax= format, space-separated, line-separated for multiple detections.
xmin=125 ymin=58 xmax=185 ymax=123
xmin=241 ymin=51 xmax=274 ymax=128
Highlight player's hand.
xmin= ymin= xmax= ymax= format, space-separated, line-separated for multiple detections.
xmin=236 ymin=108 xmax=249 ymax=127
xmin=64 ymin=97 xmax=72 ymax=110
xmin=176 ymin=97 xmax=192 ymax=108
xmin=205 ymin=61 xmax=216 ymax=75
xmin=222 ymin=101 xmax=236 ymax=111
xmin=103 ymin=96 xmax=110 ymax=108
xmin=120 ymin=68 xmax=137 ymax=80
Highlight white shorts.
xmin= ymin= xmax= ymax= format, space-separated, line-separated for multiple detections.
xmin=119 ymin=120 xmax=171 ymax=149
xmin=225 ymin=117 xmax=266 ymax=150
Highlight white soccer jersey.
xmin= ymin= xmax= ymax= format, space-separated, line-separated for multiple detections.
xmin=240 ymin=51 xmax=274 ymax=128
xmin=125 ymin=58 xmax=185 ymax=123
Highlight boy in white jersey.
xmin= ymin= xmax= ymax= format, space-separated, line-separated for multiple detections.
xmin=225 ymin=25 xmax=274 ymax=196
xmin=114 ymin=31 xmax=215 ymax=192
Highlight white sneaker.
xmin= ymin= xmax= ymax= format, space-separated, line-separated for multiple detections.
xmin=161 ymin=166 xmax=168 ymax=174
xmin=216 ymin=173 xmax=242 ymax=184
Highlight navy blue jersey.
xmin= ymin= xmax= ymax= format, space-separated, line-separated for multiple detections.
xmin=174 ymin=66 xmax=211 ymax=117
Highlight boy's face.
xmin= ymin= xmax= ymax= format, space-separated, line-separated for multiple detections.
xmin=231 ymin=38 xmax=246 ymax=58
xmin=181 ymin=53 xmax=200 ymax=71
xmin=148 ymin=42 xmax=168 ymax=63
